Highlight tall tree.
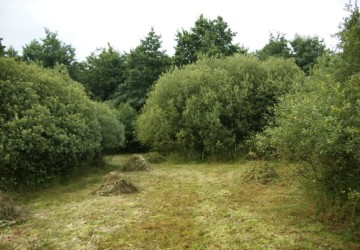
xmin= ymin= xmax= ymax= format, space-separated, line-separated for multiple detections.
xmin=0 ymin=38 xmax=5 ymax=57
xmin=0 ymin=38 xmax=20 ymax=59
xmin=290 ymin=34 xmax=327 ymax=74
xmin=174 ymin=15 xmax=244 ymax=66
xmin=115 ymin=28 xmax=171 ymax=111
xmin=257 ymin=32 xmax=327 ymax=74
xmin=82 ymin=44 xmax=125 ymax=101
xmin=337 ymin=1 xmax=360 ymax=78
xmin=256 ymin=32 xmax=291 ymax=60
xmin=22 ymin=28 xmax=76 ymax=76
xmin=5 ymin=46 xmax=19 ymax=58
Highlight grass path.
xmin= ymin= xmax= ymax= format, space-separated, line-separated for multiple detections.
xmin=0 ymin=155 xmax=358 ymax=249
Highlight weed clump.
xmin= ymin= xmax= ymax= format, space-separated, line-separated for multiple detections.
xmin=91 ymin=172 xmax=138 ymax=196
xmin=122 ymin=154 xmax=152 ymax=172
xmin=143 ymin=152 xmax=166 ymax=163
xmin=0 ymin=191 xmax=25 ymax=227
xmin=243 ymin=162 xmax=280 ymax=184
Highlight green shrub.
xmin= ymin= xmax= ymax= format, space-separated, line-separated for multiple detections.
xmin=93 ymin=102 xmax=125 ymax=152
xmin=115 ymin=103 xmax=143 ymax=151
xmin=260 ymin=65 xmax=360 ymax=215
xmin=136 ymin=55 xmax=303 ymax=160
xmin=0 ymin=58 xmax=105 ymax=187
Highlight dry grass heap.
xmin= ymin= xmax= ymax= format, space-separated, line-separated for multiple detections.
xmin=243 ymin=151 xmax=258 ymax=160
xmin=91 ymin=171 xmax=138 ymax=196
xmin=122 ymin=154 xmax=152 ymax=172
xmin=243 ymin=161 xmax=280 ymax=184
xmin=143 ymin=152 xmax=166 ymax=163
xmin=0 ymin=191 xmax=24 ymax=227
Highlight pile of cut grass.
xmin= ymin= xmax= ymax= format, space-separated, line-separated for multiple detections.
xmin=122 ymin=154 xmax=152 ymax=172
xmin=242 ymin=161 xmax=280 ymax=184
xmin=0 ymin=191 xmax=25 ymax=228
xmin=91 ymin=171 xmax=138 ymax=196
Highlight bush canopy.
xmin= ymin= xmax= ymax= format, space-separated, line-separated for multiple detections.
xmin=0 ymin=58 xmax=125 ymax=187
xmin=136 ymin=55 xmax=303 ymax=160
xmin=260 ymin=62 xmax=360 ymax=205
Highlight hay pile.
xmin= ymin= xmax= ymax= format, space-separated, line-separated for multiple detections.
xmin=243 ymin=151 xmax=258 ymax=160
xmin=0 ymin=191 xmax=24 ymax=227
xmin=242 ymin=162 xmax=280 ymax=184
xmin=91 ymin=172 xmax=138 ymax=196
xmin=122 ymin=154 xmax=152 ymax=172
xmin=143 ymin=152 xmax=166 ymax=163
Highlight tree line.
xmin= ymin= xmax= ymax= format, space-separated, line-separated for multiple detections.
xmin=0 ymin=14 xmax=329 ymax=153
xmin=1 ymin=14 xmax=327 ymax=106
xmin=0 ymin=58 xmax=125 ymax=187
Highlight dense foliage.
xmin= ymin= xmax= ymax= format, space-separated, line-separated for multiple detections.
xmin=290 ymin=34 xmax=327 ymax=74
xmin=256 ymin=32 xmax=327 ymax=74
xmin=257 ymin=3 xmax=360 ymax=221
xmin=22 ymin=28 xmax=76 ymax=77
xmin=256 ymin=33 xmax=291 ymax=60
xmin=173 ymin=15 xmax=245 ymax=67
xmin=0 ymin=38 xmax=18 ymax=58
xmin=337 ymin=2 xmax=360 ymax=80
xmin=114 ymin=28 xmax=171 ymax=111
xmin=81 ymin=44 xmax=125 ymax=101
xmin=260 ymin=66 xmax=360 ymax=202
xmin=136 ymin=55 xmax=303 ymax=159
xmin=93 ymin=102 xmax=125 ymax=153
xmin=0 ymin=38 xmax=5 ymax=56
xmin=115 ymin=102 xmax=141 ymax=151
xmin=0 ymin=58 xmax=125 ymax=188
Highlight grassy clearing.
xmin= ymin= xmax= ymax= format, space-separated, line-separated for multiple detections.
xmin=0 ymin=155 xmax=358 ymax=249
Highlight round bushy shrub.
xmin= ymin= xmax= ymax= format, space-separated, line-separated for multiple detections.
xmin=136 ymin=55 xmax=303 ymax=159
xmin=262 ymin=68 xmax=360 ymax=203
xmin=0 ymin=58 xmax=124 ymax=187
xmin=93 ymin=102 xmax=125 ymax=152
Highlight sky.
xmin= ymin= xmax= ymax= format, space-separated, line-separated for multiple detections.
xmin=0 ymin=0 xmax=349 ymax=61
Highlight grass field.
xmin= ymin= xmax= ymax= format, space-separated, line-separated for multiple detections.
xmin=0 ymin=154 xmax=358 ymax=249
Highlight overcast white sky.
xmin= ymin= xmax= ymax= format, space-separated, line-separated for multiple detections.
xmin=0 ymin=0 xmax=349 ymax=61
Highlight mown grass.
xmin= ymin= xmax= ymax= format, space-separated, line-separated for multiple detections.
xmin=0 ymin=155 xmax=358 ymax=249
